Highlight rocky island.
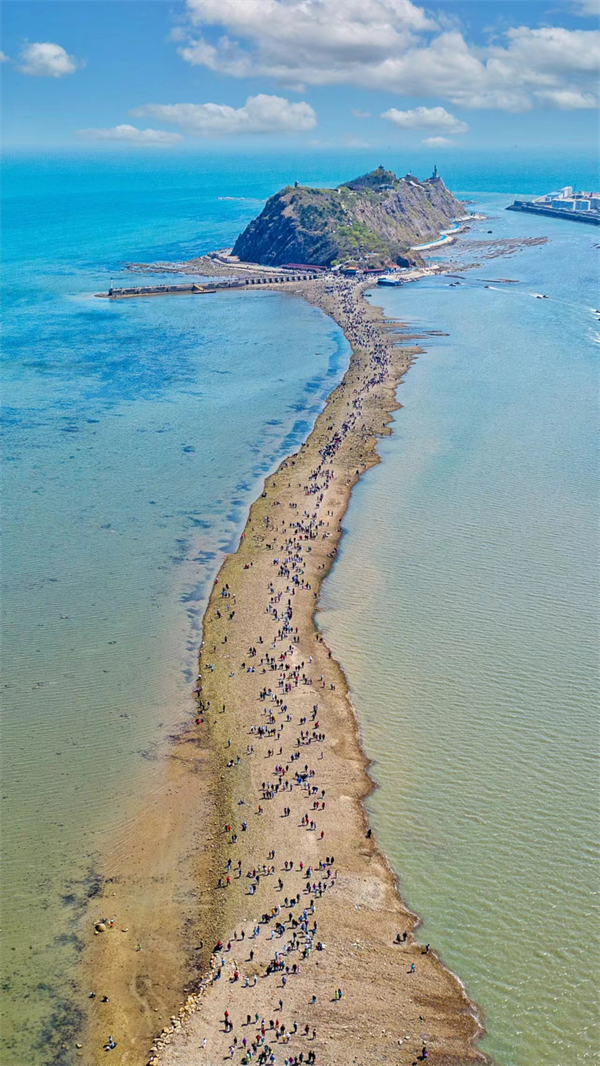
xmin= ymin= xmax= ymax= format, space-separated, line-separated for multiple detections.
xmin=232 ymin=165 xmax=465 ymax=269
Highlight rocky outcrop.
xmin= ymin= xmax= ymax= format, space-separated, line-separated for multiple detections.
xmin=232 ymin=166 xmax=464 ymax=267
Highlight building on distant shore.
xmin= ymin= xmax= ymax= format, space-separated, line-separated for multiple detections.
xmin=534 ymin=186 xmax=600 ymax=213
xmin=507 ymin=185 xmax=600 ymax=225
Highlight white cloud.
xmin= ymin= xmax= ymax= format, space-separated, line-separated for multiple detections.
xmin=572 ymin=0 xmax=599 ymax=15
xmin=131 ymin=94 xmax=316 ymax=135
xmin=185 ymin=0 xmax=435 ymax=57
xmin=77 ymin=125 xmax=182 ymax=146
xmin=180 ymin=0 xmax=435 ymax=86
xmin=534 ymin=88 xmax=597 ymax=108
xmin=351 ymin=109 xmax=371 ymax=118
xmin=422 ymin=136 xmax=453 ymax=146
xmin=18 ymin=42 xmax=78 ymax=77
xmin=382 ymin=105 xmax=468 ymax=132
xmin=175 ymin=0 xmax=599 ymax=112
xmin=0 ymin=51 xmax=10 ymax=63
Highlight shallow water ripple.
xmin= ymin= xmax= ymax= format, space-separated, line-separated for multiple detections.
xmin=320 ymin=200 xmax=599 ymax=1066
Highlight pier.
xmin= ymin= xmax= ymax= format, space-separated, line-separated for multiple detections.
xmin=95 ymin=272 xmax=317 ymax=299
xmin=96 ymin=283 xmax=216 ymax=299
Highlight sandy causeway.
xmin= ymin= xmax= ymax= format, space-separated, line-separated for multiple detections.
xmin=84 ymin=275 xmax=488 ymax=1066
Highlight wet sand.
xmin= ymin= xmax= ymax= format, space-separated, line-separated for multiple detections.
xmin=83 ymin=275 xmax=488 ymax=1066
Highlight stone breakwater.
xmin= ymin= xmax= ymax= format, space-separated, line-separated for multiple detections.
xmin=85 ymin=275 xmax=487 ymax=1066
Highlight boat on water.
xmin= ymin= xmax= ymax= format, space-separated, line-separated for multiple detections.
xmin=377 ymin=276 xmax=403 ymax=286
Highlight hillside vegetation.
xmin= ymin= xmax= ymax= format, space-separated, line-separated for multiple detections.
xmin=232 ymin=165 xmax=464 ymax=268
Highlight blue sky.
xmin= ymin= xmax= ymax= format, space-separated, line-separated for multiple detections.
xmin=1 ymin=0 xmax=598 ymax=151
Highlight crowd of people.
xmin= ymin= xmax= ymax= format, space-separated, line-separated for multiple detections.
xmin=150 ymin=280 xmax=431 ymax=1066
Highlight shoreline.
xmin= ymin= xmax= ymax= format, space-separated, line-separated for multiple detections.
xmin=84 ymin=271 xmax=489 ymax=1066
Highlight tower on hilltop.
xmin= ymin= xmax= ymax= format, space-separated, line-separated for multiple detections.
xmin=431 ymin=164 xmax=439 ymax=180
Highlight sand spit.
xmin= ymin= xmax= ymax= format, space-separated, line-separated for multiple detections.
xmin=84 ymin=275 xmax=488 ymax=1066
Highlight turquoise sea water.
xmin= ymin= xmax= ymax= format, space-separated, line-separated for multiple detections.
xmin=1 ymin=151 xmax=598 ymax=1065
xmin=320 ymin=196 xmax=600 ymax=1065
xmin=1 ymin=153 xmax=354 ymax=1065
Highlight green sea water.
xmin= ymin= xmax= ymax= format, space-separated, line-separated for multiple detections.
xmin=319 ymin=197 xmax=599 ymax=1065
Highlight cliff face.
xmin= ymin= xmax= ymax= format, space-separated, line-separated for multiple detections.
xmin=232 ymin=166 xmax=464 ymax=267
